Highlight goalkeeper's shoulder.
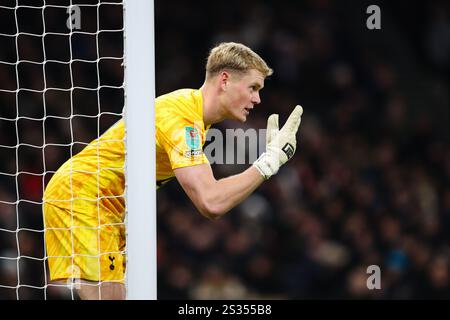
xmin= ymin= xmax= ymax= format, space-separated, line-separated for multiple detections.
xmin=155 ymin=88 xmax=198 ymax=108
xmin=156 ymin=89 xmax=203 ymax=132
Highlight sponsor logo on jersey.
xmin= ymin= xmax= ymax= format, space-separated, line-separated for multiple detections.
xmin=184 ymin=149 xmax=203 ymax=157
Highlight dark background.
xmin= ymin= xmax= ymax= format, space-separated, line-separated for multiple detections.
xmin=0 ymin=0 xmax=449 ymax=299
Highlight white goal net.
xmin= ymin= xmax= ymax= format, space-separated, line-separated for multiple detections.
xmin=0 ymin=0 xmax=125 ymax=299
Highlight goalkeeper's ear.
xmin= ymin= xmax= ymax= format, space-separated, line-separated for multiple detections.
xmin=266 ymin=114 xmax=279 ymax=144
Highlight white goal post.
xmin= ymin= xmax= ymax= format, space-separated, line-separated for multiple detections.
xmin=123 ymin=0 xmax=157 ymax=300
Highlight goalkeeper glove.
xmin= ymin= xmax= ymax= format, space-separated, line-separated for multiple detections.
xmin=253 ymin=105 xmax=303 ymax=180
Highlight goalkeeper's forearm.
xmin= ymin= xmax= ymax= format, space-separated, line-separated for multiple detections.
xmin=175 ymin=163 xmax=264 ymax=220
xmin=200 ymin=166 xmax=264 ymax=219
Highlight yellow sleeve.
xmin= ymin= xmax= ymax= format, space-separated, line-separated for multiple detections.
xmin=157 ymin=115 xmax=209 ymax=170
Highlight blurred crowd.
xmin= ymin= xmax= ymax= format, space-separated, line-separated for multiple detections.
xmin=0 ymin=0 xmax=449 ymax=299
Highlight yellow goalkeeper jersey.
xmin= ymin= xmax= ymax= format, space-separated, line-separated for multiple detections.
xmin=43 ymin=88 xmax=210 ymax=217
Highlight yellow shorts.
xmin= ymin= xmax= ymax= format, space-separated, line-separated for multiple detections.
xmin=43 ymin=202 xmax=125 ymax=283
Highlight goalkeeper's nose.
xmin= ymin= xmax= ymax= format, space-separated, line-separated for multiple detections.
xmin=251 ymin=91 xmax=261 ymax=105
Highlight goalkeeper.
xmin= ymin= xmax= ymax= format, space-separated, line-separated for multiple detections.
xmin=43 ymin=42 xmax=303 ymax=299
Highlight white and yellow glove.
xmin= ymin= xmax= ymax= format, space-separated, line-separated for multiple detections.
xmin=253 ymin=105 xmax=303 ymax=180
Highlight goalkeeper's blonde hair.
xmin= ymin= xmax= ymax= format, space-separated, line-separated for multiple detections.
xmin=206 ymin=42 xmax=273 ymax=79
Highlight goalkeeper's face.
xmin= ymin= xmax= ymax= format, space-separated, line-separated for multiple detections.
xmin=224 ymin=69 xmax=264 ymax=122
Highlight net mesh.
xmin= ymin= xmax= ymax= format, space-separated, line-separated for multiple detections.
xmin=0 ymin=0 xmax=124 ymax=299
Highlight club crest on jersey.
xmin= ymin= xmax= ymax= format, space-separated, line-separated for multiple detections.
xmin=185 ymin=126 xmax=200 ymax=149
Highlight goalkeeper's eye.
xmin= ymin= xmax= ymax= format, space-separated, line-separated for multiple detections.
xmin=249 ymin=82 xmax=263 ymax=93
